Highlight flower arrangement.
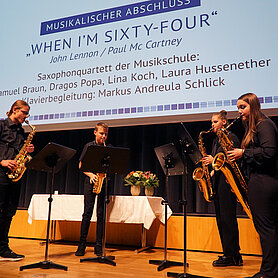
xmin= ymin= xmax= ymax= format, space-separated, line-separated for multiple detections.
xmin=124 ymin=171 xmax=145 ymax=187
xmin=124 ymin=171 xmax=159 ymax=188
xmin=143 ymin=171 xmax=159 ymax=188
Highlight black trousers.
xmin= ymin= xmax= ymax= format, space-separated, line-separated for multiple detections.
xmin=0 ymin=169 xmax=21 ymax=254
xmin=213 ymin=172 xmax=240 ymax=257
xmin=248 ymin=173 xmax=278 ymax=278
xmin=79 ymin=179 xmax=106 ymax=247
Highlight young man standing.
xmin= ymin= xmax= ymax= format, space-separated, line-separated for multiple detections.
xmin=75 ymin=122 xmax=109 ymax=257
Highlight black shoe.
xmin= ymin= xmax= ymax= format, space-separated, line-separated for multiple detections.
xmin=234 ymin=254 xmax=243 ymax=266
xmin=0 ymin=249 xmax=25 ymax=261
xmin=94 ymin=245 xmax=102 ymax=257
xmin=212 ymin=255 xmax=243 ymax=267
xmin=75 ymin=244 xmax=86 ymax=256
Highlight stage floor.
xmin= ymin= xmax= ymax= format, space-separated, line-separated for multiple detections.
xmin=1 ymin=238 xmax=261 ymax=278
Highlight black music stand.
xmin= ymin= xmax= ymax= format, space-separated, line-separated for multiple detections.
xmin=20 ymin=142 xmax=76 ymax=272
xmin=80 ymin=145 xmax=130 ymax=266
xmin=167 ymin=123 xmax=210 ymax=278
xmin=149 ymin=143 xmax=184 ymax=271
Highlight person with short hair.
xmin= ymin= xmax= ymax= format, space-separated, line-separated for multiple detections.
xmin=75 ymin=122 xmax=110 ymax=257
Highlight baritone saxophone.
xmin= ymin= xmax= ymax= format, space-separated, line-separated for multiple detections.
xmin=192 ymin=128 xmax=215 ymax=202
xmin=212 ymin=116 xmax=252 ymax=219
xmin=7 ymin=120 xmax=36 ymax=182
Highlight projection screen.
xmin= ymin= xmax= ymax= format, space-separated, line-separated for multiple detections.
xmin=0 ymin=0 xmax=277 ymax=131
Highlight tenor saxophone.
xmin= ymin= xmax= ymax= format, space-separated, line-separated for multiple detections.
xmin=212 ymin=116 xmax=252 ymax=219
xmin=192 ymin=129 xmax=215 ymax=202
xmin=92 ymin=142 xmax=106 ymax=194
xmin=7 ymin=120 xmax=36 ymax=182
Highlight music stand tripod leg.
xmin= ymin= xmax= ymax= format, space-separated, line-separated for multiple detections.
xmin=20 ymin=260 xmax=68 ymax=271
xmin=167 ymin=273 xmax=210 ymax=278
xmin=149 ymin=170 xmax=183 ymax=271
xmin=149 ymin=200 xmax=183 ymax=271
xmin=20 ymin=162 xmax=68 ymax=271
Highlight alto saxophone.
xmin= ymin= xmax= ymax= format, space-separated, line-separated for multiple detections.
xmin=211 ymin=116 xmax=252 ymax=219
xmin=192 ymin=129 xmax=215 ymax=202
xmin=7 ymin=120 xmax=36 ymax=182
xmin=92 ymin=142 xmax=106 ymax=194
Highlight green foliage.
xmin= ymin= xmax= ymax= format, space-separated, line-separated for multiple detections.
xmin=124 ymin=170 xmax=159 ymax=188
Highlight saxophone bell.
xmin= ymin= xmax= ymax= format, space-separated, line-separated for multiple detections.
xmin=192 ymin=167 xmax=204 ymax=181
xmin=212 ymin=152 xmax=226 ymax=171
xmin=192 ymin=128 xmax=215 ymax=202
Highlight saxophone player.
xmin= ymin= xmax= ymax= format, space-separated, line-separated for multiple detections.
xmin=75 ymin=122 xmax=110 ymax=257
xmin=202 ymin=110 xmax=243 ymax=267
xmin=0 ymin=100 xmax=34 ymax=261
xmin=228 ymin=93 xmax=278 ymax=278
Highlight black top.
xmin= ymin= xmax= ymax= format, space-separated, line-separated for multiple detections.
xmin=243 ymin=116 xmax=278 ymax=177
xmin=79 ymin=140 xmax=113 ymax=188
xmin=0 ymin=118 xmax=25 ymax=162
xmin=79 ymin=140 xmax=110 ymax=162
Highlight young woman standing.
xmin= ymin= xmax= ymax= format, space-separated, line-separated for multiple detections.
xmin=228 ymin=93 xmax=278 ymax=278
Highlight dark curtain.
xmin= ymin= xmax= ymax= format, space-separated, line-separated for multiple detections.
xmin=18 ymin=116 xmax=278 ymax=215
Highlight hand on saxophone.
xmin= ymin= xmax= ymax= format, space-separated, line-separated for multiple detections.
xmin=0 ymin=159 xmax=17 ymax=170
xmin=88 ymin=173 xmax=98 ymax=184
xmin=202 ymin=155 xmax=213 ymax=165
xmin=227 ymin=148 xmax=244 ymax=162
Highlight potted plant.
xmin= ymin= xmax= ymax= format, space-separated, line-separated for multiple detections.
xmin=124 ymin=171 xmax=145 ymax=196
xmin=142 ymin=171 xmax=159 ymax=196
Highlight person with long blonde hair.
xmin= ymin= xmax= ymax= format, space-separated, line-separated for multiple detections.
xmin=0 ymin=100 xmax=34 ymax=261
xmin=228 ymin=93 xmax=278 ymax=278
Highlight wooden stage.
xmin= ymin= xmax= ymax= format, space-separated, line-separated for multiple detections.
xmin=1 ymin=238 xmax=261 ymax=278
